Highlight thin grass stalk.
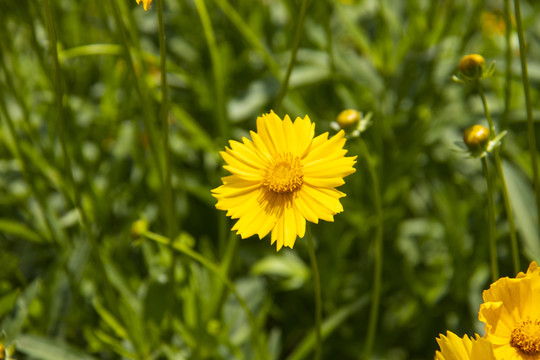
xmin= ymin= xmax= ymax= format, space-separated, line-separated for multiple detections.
xmin=478 ymin=85 xmax=520 ymax=274
xmin=155 ymin=0 xmax=175 ymax=239
xmin=501 ymin=0 xmax=512 ymax=130
xmin=482 ymin=156 xmax=499 ymax=283
xmin=194 ymin=0 xmax=228 ymax=138
xmin=359 ymin=138 xmax=383 ymax=360
xmin=513 ymin=0 xmax=540 ymax=226
xmin=211 ymin=0 xmax=281 ymax=79
xmin=194 ymin=0 xmax=244 ymax=330
xmin=154 ymin=0 xmax=178 ymax=336
xmin=0 ymin=87 xmax=58 ymax=244
xmin=43 ymin=0 xmax=93 ymax=241
xmin=110 ymin=0 xmax=164 ymax=183
xmin=0 ymin=54 xmax=44 ymax=154
xmin=275 ymin=0 xmax=309 ymax=112
xmin=305 ymin=226 xmax=322 ymax=360
xmin=142 ymin=231 xmax=269 ymax=360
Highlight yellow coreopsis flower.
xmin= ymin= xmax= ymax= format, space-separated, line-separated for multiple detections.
xmin=435 ymin=331 xmax=497 ymax=360
xmin=135 ymin=0 xmax=152 ymax=11
xmin=212 ymin=111 xmax=357 ymax=251
xmin=479 ymin=261 xmax=540 ymax=359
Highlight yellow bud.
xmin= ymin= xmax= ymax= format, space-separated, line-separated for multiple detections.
xmin=463 ymin=125 xmax=490 ymax=154
xmin=459 ymin=54 xmax=486 ymax=78
xmin=130 ymin=219 xmax=148 ymax=239
xmin=337 ymin=109 xmax=361 ymax=130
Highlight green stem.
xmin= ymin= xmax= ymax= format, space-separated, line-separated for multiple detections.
xmin=477 ymin=83 xmax=495 ymax=137
xmin=482 ymin=156 xmax=499 ymax=283
xmin=155 ymin=0 xmax=178 ymax=335
xmin=501 ymin=0 xmax=512 ymax=130
xmin=110 ymin=0 xmax=164 ymax=183
xmin=305 ymin=226 xmax=322 ymax=360
xmin=44 ymin=0 xmax=93 ymax=242
xmin=275 ymin=0 xmax=309 ymax=112
xmin=155 ymin=0 xmax=175 ymax=239
xmin=142 ymin=231 xmax=268 ymax=360
xmin=212 ymin=0 xmax=281 ymax=79
xmin=493 ymin=149 xmax=520 ymax=274
xmin=194 ymin=0 xmax=228 ymax=138
xmin=358 ymin=138 xmax=383 ymax=359
xmin=513 ymin=0 xmax=540 ymax=227
xmin=0 ymin=87 xmax=58 ymax=244
xmin=478 ymin=86 xmax=520 ymax=274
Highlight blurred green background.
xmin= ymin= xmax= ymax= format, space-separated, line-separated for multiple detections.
xmin=1 ymin=0 xmax=540 ymax=358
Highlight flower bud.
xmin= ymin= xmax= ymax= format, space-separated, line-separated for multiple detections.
xmin=458 ymin=54 xmax=486 ymax=78
xmin=337 ymin=109 xmax=361 ymax=130
xmin=463 ymin=125 xmax=490 ymax=155
xmin=130 ymin=219 xmax=148 ymax=239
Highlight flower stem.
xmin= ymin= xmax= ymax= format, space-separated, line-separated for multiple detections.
xmin=478 ymin=86 xmax=520 ymax=274
xmin=501 ymin=0 xmax=512 ymax=130
xmin=358 ymin=138 xmax=383 ymax=359
xmin=482 ymin=156 xmax=499 ymax=283
xmin=110 ymin=0 xmax=163 ymax=182
xmin=155 ymin=0 xmax=175 ymax=239
xmin=477 ymin=83 xmax=495 ymax=137
xmin=142 ymin=231 xmax=268 ymax=360
xmin=305 ymin=226 xmax=322 ymax=360
xmin=44 ymin=0 xmax=93 ymax=242
xmin=275 ymin=0 xmax=309 ymax=112
xmin=155 ymin=0 xmax=178 ymax=335
xmin=194 ymin=0 xmax=228 ymax=138
xmin=513 ymin=0 xmax=540 ymax=227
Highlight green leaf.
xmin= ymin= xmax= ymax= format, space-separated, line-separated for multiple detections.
xmin=0 ymin=219 xmax=43 ymax=243
xmin=17 ymin=334 xmax=97 ymax=360
xmin=503 ymin=161 xmax=540 ymax=260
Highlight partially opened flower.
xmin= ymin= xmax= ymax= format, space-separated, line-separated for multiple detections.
xmin=435 ymin=331 xmax=497 ymax=360
xmin=212 ymin=111 xmax=356 ymax=251
xmin=135 ymin=0 xmax=152 ymax=11
xmin=479 ymin=261 xmax=540 ymax=359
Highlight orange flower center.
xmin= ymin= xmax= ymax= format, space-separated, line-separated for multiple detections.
xmin=263 ymin=153 xmax=303 ymax=193
xmin=510 ymin=319 xmax=540 ymax=355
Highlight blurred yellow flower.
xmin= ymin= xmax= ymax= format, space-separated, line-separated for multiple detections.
xmin=212 ymin=111 xmax=356 ymax=251
xmin=481 ymin=11 xmax=507 ymax=36
xmin=479 ymin=261 xmax=540 ymax=359
xmin=135 ymin=0 xmax=152 ymax=11
xmin=435 ymin=331 xmax=497 ymax=360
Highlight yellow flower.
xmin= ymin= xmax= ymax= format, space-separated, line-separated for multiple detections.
xmin=481 ymin=11 xmax=507 ymax=36
xmin=135 ymin=0 xmax=152 ymax=11
xmin=479 ymin=261 xmax=540 ymax=359
xmin=435 ymin=331 xmax=497 ymax=359
xmin=212 ymin=111 xmax=356 ymax=251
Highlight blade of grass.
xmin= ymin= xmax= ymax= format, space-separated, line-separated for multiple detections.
xmin=513 ymin=0 xmax=540 ymax=227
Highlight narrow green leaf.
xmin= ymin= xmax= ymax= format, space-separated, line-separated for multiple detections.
xmin=17 ymin=334 xmax=97 ymax=360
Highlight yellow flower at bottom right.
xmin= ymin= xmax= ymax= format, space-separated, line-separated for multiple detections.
xmin=479 ymin=261 xmax=540 ymax=359
xmin=435 ymin=331 xmax=496 ymax=360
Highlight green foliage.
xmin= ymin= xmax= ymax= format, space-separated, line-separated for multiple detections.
xmin=1 ymin=0 xmax=540 ymax=359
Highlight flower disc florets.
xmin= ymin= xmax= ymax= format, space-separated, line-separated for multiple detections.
xmin=510 ymin=319 xmax=540 ymax=355
xmin=263 ymin=153 xmax=303 ymax=193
